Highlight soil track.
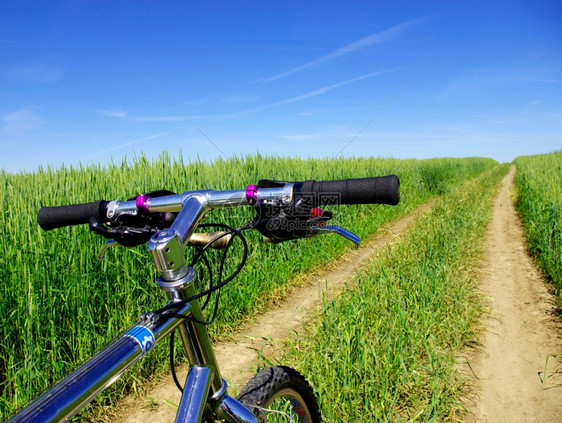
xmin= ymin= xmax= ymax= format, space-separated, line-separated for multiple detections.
xmin=464 ymin=167 xmax=561 ymax=422
xmin=113 ymin=202 xmax=434 ymax=422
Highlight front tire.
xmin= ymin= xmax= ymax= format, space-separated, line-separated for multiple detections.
xmin=237 ymin=366 xmax=321 ymax=423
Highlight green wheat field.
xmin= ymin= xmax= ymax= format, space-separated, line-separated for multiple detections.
xmin=1 ymin=152 xmax=560 ymax=421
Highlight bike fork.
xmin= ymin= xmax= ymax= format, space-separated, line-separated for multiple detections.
xmin=177 ymin=364 xmax=257 ymax=423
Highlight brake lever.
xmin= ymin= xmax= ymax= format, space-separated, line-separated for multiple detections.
xmin=97 ymin=240 xmax=120 ymax=261
xmin=311 ymin=225 xmax=360 ymax=247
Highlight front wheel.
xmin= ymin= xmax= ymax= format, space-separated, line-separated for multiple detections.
xmin=236 ymin=366 xmax=321 ymax=423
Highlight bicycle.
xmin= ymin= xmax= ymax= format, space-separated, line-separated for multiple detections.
xmin=7 ymin=175 xmax=399 ymax=422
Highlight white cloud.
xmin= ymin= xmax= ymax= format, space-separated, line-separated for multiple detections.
xmin=258 ymin=19 xmax=417 ymax=82
xmin=270 ymin=69 xmax=399 ymax=107
xmin=101 ymin=110 xmax=128 ymax=118
xmin=128 ymin=115 xmax=185 ymax=122
xmin=221 ymin=94 xmax=261 ymax=104
xmin=220 ymin=68 xmax=402 ymax=118
xmin=100 ymin=110 xmax=184 ymax=122
xmin=102 ymin=69 xmax=399 ymax=122
xmin=92 ymin=132 xmax=170 ymax=156
xmin=441 ymin=68 xmax=561 ymax=97
xmin=4 ymin=64 xmax=64 ymax=83
xmin=2 ymin=106 xmax=45 ymax=135
xmin=276 ymin=134 xmax=317 ymax=141
xmin=518 ymin=78 xmax=560 ymax=84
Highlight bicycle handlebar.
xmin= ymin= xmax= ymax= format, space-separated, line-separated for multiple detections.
xmin=36 ymin=175 xmax=400 ymax=232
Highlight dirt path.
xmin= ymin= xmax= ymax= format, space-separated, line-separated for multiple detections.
xmin=112 ymin=202 xmax=434 ymax=422
xmin=465 ymin=167 xmax=561 ymax=422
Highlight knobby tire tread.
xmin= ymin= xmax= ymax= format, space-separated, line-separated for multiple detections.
xmin=237 ymin=365 xmax=321 ymax=423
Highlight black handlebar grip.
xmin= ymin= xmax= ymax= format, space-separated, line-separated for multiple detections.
xmin=302 ymin=175 xmax=400 ymax=206
xmin=37 ymin=200 xmax=108 ymax=230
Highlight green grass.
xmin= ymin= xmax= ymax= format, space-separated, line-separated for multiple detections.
xmin=0 ymin=153 xmax=497 ymax=419
xmin=282 ymin=164 xmax=510 ymax=421
xmin=513 ymin=152 xmax=562 ymax=305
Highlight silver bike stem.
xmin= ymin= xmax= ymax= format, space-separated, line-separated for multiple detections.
xmin=149 ymin=193 xmax=225 ymax=395
xmin=149 ymin=194 xmax=209 ymax=280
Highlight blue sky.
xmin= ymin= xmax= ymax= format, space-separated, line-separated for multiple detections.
xmin=1 ymin=1 xmax=561 ymax=173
